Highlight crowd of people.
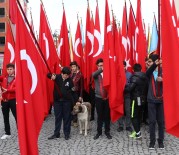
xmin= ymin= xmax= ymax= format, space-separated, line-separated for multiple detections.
xmin=0 ymin=53 xmax=165 ymax=150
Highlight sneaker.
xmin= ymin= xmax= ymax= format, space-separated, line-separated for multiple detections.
xmin=48 ymin=134 xmax=60 ymax=140
xmin=129 ymin=131 xmax=136 ymax=138
xmin=1 ymin=134 xmax=11 ymax=140
xmin=135 ymin=132 xmax=142 ymax=139
xmin=158 ymin=142 xmax=164 ymax=149
xmin=149 ymin=142 xmax=155 ymax=150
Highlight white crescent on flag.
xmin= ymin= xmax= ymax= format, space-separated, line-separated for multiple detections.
xmin=8 ymin=42 xmax=15 ymax=63
xmin=87 ymin=31 xmax=94 ymax=56
xmin=74 ymin=38 xmax=81 ymax=57
xmin=20 ymin=49 xmax=37 ymax=95
xmin=93 ymin=29 xmax=102 ymax=57
xmin=43 ymin=33 xmax=50 ymax=60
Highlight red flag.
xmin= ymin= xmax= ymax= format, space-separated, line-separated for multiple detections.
xmin=128 ymin=4 xmax=136 ymax=72
xmin=162 ymin=0 xmax=179 ymax=137
xmin=121 ymin=1 xmax=128 ymax=61
xmin=84 ymin=4 xmax=94 ymax=91
xmin=57 ymin=9 xmax=71 ymax=67
xmin=92 ymin=2 xmax=102 ymax=72
xmin=9 ymin=0 xmax=17 ymax=24
xmin=15 ymin=4 xmax=47 ymax=154
xmin=39 ymin=4 xmax=60 ymax=115
xmin=103 ymin=0 xmax=111 ymax=88
xmin=135 ymin=0 xmax=146 ymax=71
xmin=2 ymin=22 xmax=15 ymax=76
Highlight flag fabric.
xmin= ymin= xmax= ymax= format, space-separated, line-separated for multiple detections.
xmin=128 ymin=4 xmax=136 ymax=72
xmin=92 ymin=2 xmax=102 ymax=72
xmin=84 ymin=4 xmax=94 ymax=91
xmin=58 ymin=9 xmax=71 ymax=67
xmin=161 ymin=0 xmax=179 ymax=138
xmin=135 ymin=0 xmax=146 ymax=71
xmin=2 ymin=22 xmax=15 ymax=76
xmin=74 ymin=19 xmax=84 ymax=71
xmin=15 ymin=3 xmax=47 ymax=154
xmin=39 ymin=4 xmax=60 ymax=115
xmin=9 ymin=0 xmax=17 ymax=24
xmin=149 ymin=15 xmax=158 ymax=54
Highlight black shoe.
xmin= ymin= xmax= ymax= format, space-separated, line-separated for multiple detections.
xmin=93 ymin=133 xmax=101 ymax=140
xmin=158 ymin=142 xmax=164 ymax=149
xmin=117 ymin=127 xmax=123 ymax=132
xmin=106 ymin=133 xmax=112 ymax=139
xmin=48 ymin=134 xmax=60 ymax=140
xmin=126 ymin=127 xmax=133 ymax=132
xmin=149 ymin=142 xmax=155 ymax=150
xmin=65 ymin=135 xmax=70 ymax=140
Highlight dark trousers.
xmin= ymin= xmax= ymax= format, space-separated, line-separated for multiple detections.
xmin=1 ymin=99 xmax=17 ymax=135
xmin=148 ymin=102 xmax=164 ymax=143
xmin=118 ymin=96 xmax=131 ymax=128
xmin=131 ymin=100 xmax=142 ymax=133
xmin=95 ymin=97 xmax=110 ymax=135
xmin=54 ymin=100 xmax=72 ymax=137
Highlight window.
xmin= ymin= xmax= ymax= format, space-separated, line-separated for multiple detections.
xmin=0 ymin=37 xmax=5 ymax=46
xmin=0 ymin=8 xmax=5 ymax=17
xmin=0 ymin=23 xmax=5 ymax=32
xmin=0 ymin=0 xmax=5 ymax=3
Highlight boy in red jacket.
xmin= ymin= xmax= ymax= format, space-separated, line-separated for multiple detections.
xmin=0 ymin=63 xmax=16 ymax=140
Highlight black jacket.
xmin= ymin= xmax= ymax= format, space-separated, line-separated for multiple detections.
xmin=47 ymin=73 xmax=74 ymax=102
xmin=125 ymin=72 xmax=148 ymax=101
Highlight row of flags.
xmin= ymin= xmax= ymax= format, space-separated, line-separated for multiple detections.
xmin=2 ymin=0 xmax=179 ymax=154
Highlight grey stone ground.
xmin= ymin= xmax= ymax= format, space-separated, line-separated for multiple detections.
xmin=0 ymin=109 xmax=179 ymax=155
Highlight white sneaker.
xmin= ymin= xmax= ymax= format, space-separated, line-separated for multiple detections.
xmin=1 ymin=134 xmax=11 ymax=140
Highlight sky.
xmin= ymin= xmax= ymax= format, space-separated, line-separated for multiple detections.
xmin=28 ymin=0 xmax=159 ymax=41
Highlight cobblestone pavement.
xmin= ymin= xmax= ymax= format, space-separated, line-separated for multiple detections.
xmin=0 ymin=110 xmax=179 ymax=155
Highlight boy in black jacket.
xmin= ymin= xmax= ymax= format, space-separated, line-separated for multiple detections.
xmin=47 ymin=67 xmax=74 ymax=140
xmin=125 ymin=64 xmax=148 ymax=139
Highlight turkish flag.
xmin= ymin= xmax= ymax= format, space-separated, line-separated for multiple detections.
xmin=161 ymin=0 xmax=179 ymax=137
xmin=92 ymin=2 xmax=102 ymax=72
xmin=74 ymin=20 xmax=84 ymax=73
xmin=128 ymin=4 xmax=136 ymax=72
xmin=135 ymin=0 xmax=146 ymax=72
xmin=84 ymin=5 xmax=94 ymax=91
xmin=15 ymin=5 xmax=47 ymax=155
xmin=9 ymin=0 xmax=17 ymax=24
xmin=2 ymin=22 xmax=15 ymax=76
xmin=39 ymin=4 xmax=60 ymax=115
xmin=58 ymin=9 xmax=71 ymax=67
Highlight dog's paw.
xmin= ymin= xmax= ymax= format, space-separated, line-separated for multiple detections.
xmin=84 ymin=133 xmax=87 ymax=136
xmin=80 ymin=131 xmax=83 ymax=134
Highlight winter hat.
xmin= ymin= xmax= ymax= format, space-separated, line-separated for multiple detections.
xmin=149 ymin=54 xmax=159 ymax=62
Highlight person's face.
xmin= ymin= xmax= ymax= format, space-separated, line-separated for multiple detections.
xmin=71 ymin=65 xmax=78 ymax=73
xmin=147 ymin=59 xmax=153 ymax=67
xmin=7 ymin=67 xmax=15 ymax=76
xmin=97 ymin=62 xmax=103 ymax=70
xmin=62 ymin=73 xmax=69 ymax=80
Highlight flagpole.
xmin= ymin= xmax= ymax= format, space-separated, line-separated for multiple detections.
xmin=16 ymin=0 xmax=52 ymax=73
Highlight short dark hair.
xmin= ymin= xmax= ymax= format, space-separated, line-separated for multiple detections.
xmin=96 ymin=58 xmax=103 ymax=65
xmin=149 ymin=54 xmax=159 ymax=62
xmin=70 ymin=61 xmax=78 ymax=66
xmin=61 ymin=67 xmax=71 ymax=75
xmin=133 ymin=63 xmax=142 ymax=72
xmin=6 ymin=63 xmax=15 ymax=69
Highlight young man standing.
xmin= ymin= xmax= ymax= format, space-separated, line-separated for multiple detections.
xmin=93 ymin=58 xmax=112 ymax=140
xmin=124 ymin=64 xmax=148 ymax=139
xmin=47 ymin=67 xmax=74 ymax=140
xmin=146 ymin=54 xmax=164 ymax=149
xmin=0 ymin=63 xmax=16 ymax=140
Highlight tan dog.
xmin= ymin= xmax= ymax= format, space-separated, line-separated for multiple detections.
xmin=72 ymin=102 xmax=91 ymax=136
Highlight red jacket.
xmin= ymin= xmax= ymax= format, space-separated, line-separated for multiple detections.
xmin=0 ymin=75 xmax=16 ymax=101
